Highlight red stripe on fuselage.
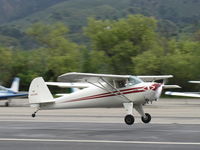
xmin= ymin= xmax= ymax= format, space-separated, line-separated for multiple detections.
xmin=65 ymin=87 xmax=145 ymax=102
xmin=63 ymin=87 xmax=146 ymax=103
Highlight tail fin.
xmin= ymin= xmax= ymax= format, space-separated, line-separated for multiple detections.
xmin=10 ymin=77 xmax=20 ymax=93
xmin=29 ymin=77 xmax=55 ymax=104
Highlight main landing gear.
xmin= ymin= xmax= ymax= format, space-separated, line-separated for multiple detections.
xmin=124 ymin=114 xmax=135 ymax=125
xmin=123 ymin=103 xmax=151 ymax=125
xmin=141 ymin=113 xmax=151 ymax=123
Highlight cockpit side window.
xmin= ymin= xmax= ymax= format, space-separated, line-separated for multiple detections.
xmin=115 ymin=80 xmax=126 ymax=88
xmin=128 ymin=76 xmax=143 ymax=86
xmin=112 ymin=77 xmax=142 ymax=88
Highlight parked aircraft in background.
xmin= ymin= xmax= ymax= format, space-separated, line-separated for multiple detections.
xmin=29 ymin=72 xmax=179 ymax=125
xmin=189 ymin=81 xmax=200 ymax=84
xmin=165 ymin=81 xmax=200 ymax=98
xmin=0 ymin=77 xmax=28 ymax=106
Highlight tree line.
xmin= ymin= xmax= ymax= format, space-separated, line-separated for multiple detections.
xmin=0 ymin=15 xmax=199 ymax=91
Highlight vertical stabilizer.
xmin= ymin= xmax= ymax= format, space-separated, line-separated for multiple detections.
xmin=29 ymin=77 xmax=55 ymax=104
xmin=10 ymin=77 xmax=20 ymax=93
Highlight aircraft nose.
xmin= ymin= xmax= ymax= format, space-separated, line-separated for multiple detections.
xmin=147 ymin=83 xmax=163 ymax=100
xmin=144 ymin=83 xmax=163 ymax=102
xmin=154 ymin=83 xmax=163 ymax=100
xmin=149 ymin=83 xmax=162 ymax=91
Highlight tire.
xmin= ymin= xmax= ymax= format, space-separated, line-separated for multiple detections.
xmin=141 ymin=113 xmax=151 ymax=123
xmin=124 ymin=115 xmax=135 ymax=125
xmin=5 ymin=102 xmax=9 ymax=107
xmin=32 ymin=113 xmax=36 ymax=118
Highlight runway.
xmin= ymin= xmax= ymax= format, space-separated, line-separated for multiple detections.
xmin=0 ymin=98 xmax=200 ymax=150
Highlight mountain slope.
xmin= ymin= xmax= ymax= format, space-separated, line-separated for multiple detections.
xmin=1 ymin=0 xmax=200 ymax=47
xmin=3 ymin=0 xmax=200 ymax=33
xmin=0 ymin=0 xmax=66 ymax=23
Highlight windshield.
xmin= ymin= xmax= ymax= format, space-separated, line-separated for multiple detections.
xmin=128 ymin=76 xmax=143 ymax=86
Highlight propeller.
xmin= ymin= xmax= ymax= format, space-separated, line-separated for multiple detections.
xmin=155 ymin=79 xmax=181 ymax=100
xmin=155 ymin=83 xmax=163 ymax=100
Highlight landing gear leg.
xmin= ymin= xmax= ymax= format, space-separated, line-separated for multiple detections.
xmin=5 ymin=101 xmax=9 ymax=107
xmin=123 ymin=103 xmax=134 ymax=125
xmin=5 ymin=99 xmax=11 ymax=107
xmin=135 ymin=104 xmax=151 ymax=124
xmin=32 ymin=109 xmax=39 ymax=118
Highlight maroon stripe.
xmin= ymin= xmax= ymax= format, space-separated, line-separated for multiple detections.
xmin=123 ymin=90 xmax=145 ymax=95
xmin=68 ymin=86 xmax=145 ymax=102
xmin=64 ymin=87 xmax=145 ymax=103
xmin=65 ymin=89 xmax=146 ymax=103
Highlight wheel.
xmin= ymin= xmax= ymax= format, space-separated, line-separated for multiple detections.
xmin=32 ymin=113 xmax=36 ymax=118
xmin=5 ymin=102 xmax=9 ymax=107
xmin=141 ymin=113 xmax=151 ymax=123
xmin=124 ymin=115 xmax=135 ymax=125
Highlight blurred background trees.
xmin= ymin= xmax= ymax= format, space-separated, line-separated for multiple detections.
xmin=0 ymin=14 xmax=199 ymax=91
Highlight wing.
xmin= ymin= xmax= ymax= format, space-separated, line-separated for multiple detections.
xmin=45 ymin=82 xmax=91 ymax=88
xmin=163 ymin=85 xmax=181 ymax=89
xmin=137 ymin=75 xmax=173 ymax=82
xmin=165 ymin=91 xmax=200 ymax=98
xmin=58 ymin=72 xmax=130 ymax=82
xmin=189 ymin=81 xmax=200 ymax=84
xmin=0 ymin=93 xmax=28 ymax=99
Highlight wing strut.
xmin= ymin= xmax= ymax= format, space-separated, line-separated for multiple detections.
xmin=85 ymin=77 xmax=131 ymax=102
xmin=100 ymin=77 xmax=132 ymax=102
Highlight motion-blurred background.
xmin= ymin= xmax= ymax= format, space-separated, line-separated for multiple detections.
xmin=0 ymin=0 xmax=199 ymax=92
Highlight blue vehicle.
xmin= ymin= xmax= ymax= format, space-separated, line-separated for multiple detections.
xmin=0 ymin=77 xmax=27 ymax=106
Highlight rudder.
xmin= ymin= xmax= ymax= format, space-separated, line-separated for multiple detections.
xmin=29 ymin=77 xmax=55 ymax=104
xmin=10 ymin=77 xmax=20 ymax=93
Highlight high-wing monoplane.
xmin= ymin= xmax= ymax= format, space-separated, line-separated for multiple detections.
xmin=0 ymin=77 xmax=28 ymax=106
xmin=29 ymin=72 xmax=179 ymax=125
xmin=165 ymin=81 xmax=200 ymax=98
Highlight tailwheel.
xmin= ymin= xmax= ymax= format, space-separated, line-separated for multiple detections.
xmin=31 ymin=109 xmax=39 ymax=118
xmin=32 ymin=113 xmax=36 ymax=118
xmin=124 ymin=114 xmax=135 ymax=125
xmin=141 ymin=113 xmax=151 ymax=123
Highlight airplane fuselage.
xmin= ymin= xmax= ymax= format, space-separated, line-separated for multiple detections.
xmin=0 ymin=91 xmax=15 ymax=99
xmin=39 ymin=82 xmax=160 ymax=110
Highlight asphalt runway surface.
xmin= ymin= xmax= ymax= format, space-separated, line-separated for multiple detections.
xmin=0 ymin=98 xmax=200 ymax=150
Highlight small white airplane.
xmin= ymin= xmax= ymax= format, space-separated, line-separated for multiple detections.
xmin=29 ymin=72 xmax=179 ymax=125
xmin=165 ymin=81 xmax=200 ymax=98
xmin=0 ymin=77 xmax=28 ymax=106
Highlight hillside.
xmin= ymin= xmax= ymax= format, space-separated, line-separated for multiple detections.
xmin=0 ymin=0 xmax=66 ymax=24
xmin=3 ymin=0 xmax=200 ymax=27
xmin=0 ymin=0 xmax=200 ymax=48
